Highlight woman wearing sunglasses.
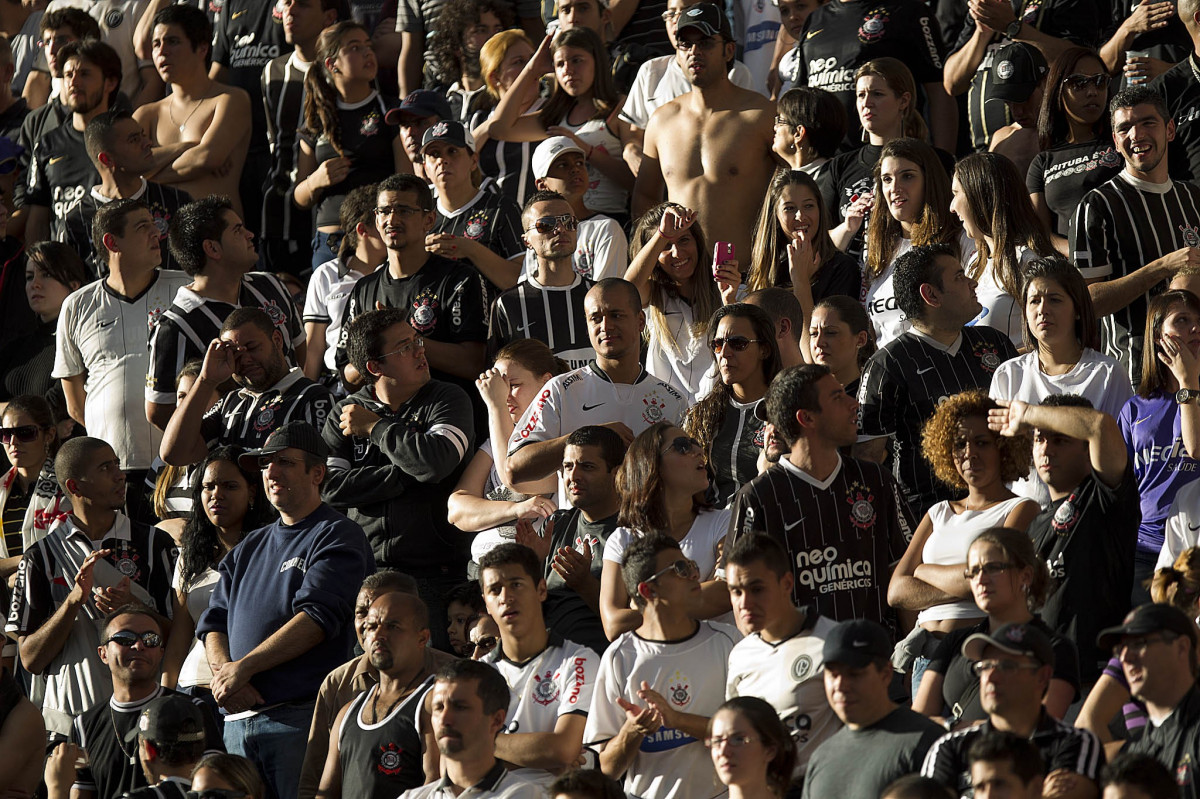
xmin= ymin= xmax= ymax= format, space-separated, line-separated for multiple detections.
xmin=448 ymin=340 xmax=565 ymax=567
xmin=685 ymin=304 xmax=781 ymax=507
xmin=708 ymin=696 xmax=796 ymax=799
xmin=0 ymin=394 xmax=69 ymax=583
xmin=912 ymin=527 xmax=1080 ymax=727
xmin=1028 ymin=47 xmax=1120 ymax=257
xmin=888 ymin=390 xmax=1040 ymax=694
xmin=627 ymin=202 xmax=739 ymax=403
xmin=598 ymin=421 xmax=732 ymax=640
xmin=162 ymin=447 xmax=271 ymax=722
xmin=190 ymin=753 xmax=264 ymax=799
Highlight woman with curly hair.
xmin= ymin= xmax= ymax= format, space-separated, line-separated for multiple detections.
xmin=598 ymin=421 xmax=732 ymax=640
xmin=293 ymin=21 xmax=403 ymax=269
xmin=684 ymin=304 xmax=781 ymax=507
xmin=912 ymin=527 xmax=1081 ymax=725
xmin=709 ymin=696 xmax=798 ymax=799
xmin=427 ymin=0 xmax=511 ymax=122
xmin=888 ymin=390 xmax=1039 ymax=693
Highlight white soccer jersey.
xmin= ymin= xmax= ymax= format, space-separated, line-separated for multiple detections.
xmin=726 ymin=611 xmax=842 ymax=776
xmin=585 ymin=621 xmax=741 ymax=799
xmin=486 ymin=634 xmax=599 ymax=786
xmin=304 ymin=258 xmax=378 ymax=371
xmin=604 ymin=510 xmax=730 ymax=582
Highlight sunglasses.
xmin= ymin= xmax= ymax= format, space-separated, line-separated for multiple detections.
xmin=472 ymin=635 xmax=498 ymax=652
xmin=1062 ymin=73 xmax=1110 ymax=91
xmin=0 ymin=425 xmax=41 ymax=444
xmin=186 ymin=791 xmax=247 ymax=799
xmin=971 ymin=659 xmax=1042 ymax=677
xmin=711 ymin=335 xmax=760 ymax=353
xmin=963 ymin=561 xmax=1014 ymax=580
xmin=104 ymin=630 xmax=163 ymax=649
xmin=527 ymin=214 xmax=578 ymax=235
xmin=661 ymin=436 xmax=701 ymax=456
xmin=646 ymin=558 xmax=699 ymax=583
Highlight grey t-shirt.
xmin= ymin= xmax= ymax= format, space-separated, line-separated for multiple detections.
xmin=802 ymin=707 xmax=945 ymax=799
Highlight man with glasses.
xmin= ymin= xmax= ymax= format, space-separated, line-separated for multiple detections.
xmin=324 ymin=308 xmax=474 ymax=651
xmin=585 ymin=532 xmax=740 ymax=799
xmin=196 ymin=421 xmax=373 ymax=799
xmin=1100 ymin=603 xmax=1200 ymax=797
xmin=490 ymin=189 xmax=596 ymax=369
xmin=729 ymin=363 xmax=914 ymax=628
xmin=921 ymin=622 xmax=1103 ymax=798
xmin=988 ymin=394 xmax=1137 ymax=686
xmin=633 ymin=2 xmax=775 ymax=269
xmin=6 ymin=437 xmax=176 ymax=741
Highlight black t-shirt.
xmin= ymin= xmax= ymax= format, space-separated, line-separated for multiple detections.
xmin=541 ymin=507 xmax=617 ymax=656
xmin=62 ymin=181 xmax=193 ymax=277
xmin=1029 ymin=466 xmax=1140 ymax=684
xmin=1150 ymin=54 xmax=1200 ymax=181
xmin=261 ymin=52 xmax=312 ymax=241
xmin=433 ymin=188 xmax=524 ymax=314
xmin=0 ymin=320 xmax=65 ymax=419
xmin=1106 ymin=0 xmax=1191 ymax=71
xmin=1026 ymin=140 xmax=1123 ymax=238
xmin=798 ymin=0 xmax=945 ymax=142
xmin=211 ymin=0 xmax=286 ymax=151
xmin=700 ymin=397 xmax=767 ymax=508
xmin=1128 ymin=685 xmax=1200 ymax=799
xmin=28 ymin=123 xmax=98 ymax=240
xmin=471 ymin=108 xmax=537 ymax=207
xmin=2 ymin=479 xmax=34 ymax=557
xmin=802 ymin=707 xmax=945 ymax=799
xmin=928 ymin=616 xmax=1081 ymax=723
xmin=488 ymin=275 xmax=595 ymax=370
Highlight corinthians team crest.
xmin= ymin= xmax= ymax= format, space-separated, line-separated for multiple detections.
xmin=1051 ymin=495 xmax=1079 ymax=534
xmin=667 ymin=670 xmax=691 ymax=707
xmin=858 ymin=7 xmax=889 ymax=42
xmin=361 ymin=110 xmax=381 ymax=137
xmin=1181 ymin=223 xmax=1200 ymax=250
xmin=974 ymin=344 xmax=1002 ymax=373
xmin=464 ymin=212 xmax=489 ymax=240
xmin=642 ymin=394 xmax=666 ymax=424
xmin=376 ymin=742 xmax=404 ymax=775
xmin=410 ymin=289 xmax=440 ymax=333
xmin=109 ymin=543 xmax=142 ymax=580
xmin=532 ymin=669 xmax=560 ymax=705
xmin=845 ymin=481 xmax=877 ymax=530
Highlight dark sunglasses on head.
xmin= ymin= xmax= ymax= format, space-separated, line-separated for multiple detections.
xmin=186 ymin=791 xmax=247 ymax=799
xmin=662 ymin=436 xmax=701 ymax=456
xmin=711 ymin=335 xmax=760 ymax=353
xmin=1062 ymin=73 xmax=1110 ymax=90
xmin=0 ymin=425 xmax=41 ymax=444
xmin=528 ymin=214 xmax=578 ymax=235
xmin=104 ymin=630 xmax=163 ymax=649
xmin=647 ymin=558 xmax=699 ymax=583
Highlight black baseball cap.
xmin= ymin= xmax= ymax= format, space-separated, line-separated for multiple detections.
xmin=421 ymin=120 xmax=477 ymax=154
xmin=124 ymin=695 xmax=206 ymax=745
xmin=1097 ymin=603 xmax=1199 ymax=651
xmin=384 ymin=90 xmax=452 ymax=126
xmin=676 ymin=2 xmax=734 ymax=41
xmin=823 ymin=619 xmax=892 ymax=668
xmin=238 ymin=421 xmax=330 ymax=470
xmin=962 ymin=622 xmax=1056 ymax=667
xmin=989 ymin=42 xmax=1049 ymax=103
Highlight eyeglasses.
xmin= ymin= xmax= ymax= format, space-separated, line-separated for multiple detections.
xmin=38 ymin=35 xmax=75 ymax=49
xmin=963 ymin=561 xmax=1014 ymax=580
xmin=0 ymin=425 xmax=41 ymax=444
xmin=472 ymin=635 xmax=498 ymax=653
xmin=646 ymin=558 xmax=699 ymax=583
xmin=1062 ymin=73 xmax=1110 ymax=91
xmin=186 ymin=791 xmax=247 ymax=799
xmin=711 ymin=336 xmax=760 ymax=353
xmin=661 ymin=436 xmax=701 ymax=456
xmin=704 ymin=734 xmax=758 ymax=749
xmin=374 ymin=204 xmax=426 ymax=217
xmin=527 ymin=214 xmax=578 ymax=234
xmin=661 ymin=9 xmax=682 ymax=21
xmin=375 ymin=336 xmax=425 ymax=359
xmin=971 ymin=659 xmax=1042 ymax=677
xmin=773 ymin=115 xmax=793 ymax=128
xmin=104 ymin=630 xmax=163 ymax=649
xmin=1112 ymin=633 xmax=1178 ymax=660
xmin=675 ymin=36 xmax=722 ymax=52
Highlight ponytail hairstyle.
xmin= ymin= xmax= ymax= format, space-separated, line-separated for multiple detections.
xmin=1151 ymin=547 xmax=1200 ymax=613
xmin=855 ymin=58 xmax=927 ymax=141
xmin=303 ymin=21 xmax=371 ymax=157
xmin=814 ymin=295 xmax=876 ymax=368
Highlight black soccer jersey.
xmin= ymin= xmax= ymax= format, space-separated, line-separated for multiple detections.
xmin=14 ymin=99 xmax=68 ymax=209
xmin=799 ymin=0 xmax=945 ymax=142
xmin=729 ymin=456 xmax=915 ymax=629
xmin=1026 ymin=140 xmax=1122 ymax=238
xmin=434 ymin=188 xmax=525 ymax=314
xmin=857 ymin=325 xmax=1019 ymax=518
xmin=1149 ymin=54 xmax=1200 ymax=182
xmin=62 ymin=180 xmax=193 ymax=277
xmin=1070 ymin=172 xmax=1200 ymax=383
xmin=145 ymin=271 xmax=304 ymax=404
xmin=488 ymin=274 xmax=595 ymax=369
xmin=261 ymin=51 xmax=312 ymax=242
xmin=337 ymin=679 xmax=434 ymax=798
xmin=211 ymin=0 xmax=285 ymax=149
xmin=200 ymin=369 xmax=333 ymax=451
xmin=697 ymin=397 xmax=767 ymax=508
xmin=28 ymin=122 xmax=98 ymax=239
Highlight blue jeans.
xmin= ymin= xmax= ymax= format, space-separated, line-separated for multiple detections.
xmin=910 ymin=655 xmax=931 ymax=698
xmin=223 ymin=701 xmax=314 ymax=799
xmin=312 ymin=229 xmax=342 ymax=271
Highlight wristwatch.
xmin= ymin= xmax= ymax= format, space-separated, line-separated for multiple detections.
xmin=1005 ymin=18 xmax=1024 ymax=39
xmin=1177 ymin=388 xmax=1198 ymax=404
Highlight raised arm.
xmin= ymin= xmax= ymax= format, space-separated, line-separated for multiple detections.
xmin=988 ymin=399 xmax=1127 ymax=488
xmin=159 ymin=339 xmax=229 ymax=467
xmin=488 ymin=33 xmax=555 ymax=143
xmin=624 ymin=206 xmax=697 ymax=306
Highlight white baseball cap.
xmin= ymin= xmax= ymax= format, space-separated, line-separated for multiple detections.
xmin=532 ymin=135 xmax=586 ymax=180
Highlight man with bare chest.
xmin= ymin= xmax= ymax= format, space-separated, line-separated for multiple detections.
xmin=633 ymin=2 xmax=776 ymax=264
xmin=135 ymin=5 xmax=250 ymax=216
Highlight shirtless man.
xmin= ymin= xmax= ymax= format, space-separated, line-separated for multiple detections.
xmin=632 ymin=2 xmax=775 ymax=264
xmin=135 ymin=4 xmax=250 ymax=216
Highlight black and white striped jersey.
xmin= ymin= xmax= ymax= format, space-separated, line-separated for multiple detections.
xmin=260 ymin=51 xmax=312 ymax=242
xmin=488 ymin=273 xmax=596 ymax=369
xmin=199 ymin=368 xmax=333 ymax=451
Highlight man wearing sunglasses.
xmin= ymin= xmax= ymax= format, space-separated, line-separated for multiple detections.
xmin=922 ymin=622 xmax=1103 ymax=799
xmin=988 ymin=394 xmax=1137 ymax=686
xmin=490 ymin=189 xmax=597 ymax=370
xmin=586 ymin=532 xmax=740 ymax=799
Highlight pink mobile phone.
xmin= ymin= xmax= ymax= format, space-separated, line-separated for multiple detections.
xmin=713 ymin=241 xmax=734 ymax=274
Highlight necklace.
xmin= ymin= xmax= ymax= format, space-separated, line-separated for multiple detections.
xmin=110 ymin=705 xmax=138 ymax=765
xmin=169 ymin=94 xmax=206 ymax=133
xmin=370 ymin=667 xmax=427 ymax=724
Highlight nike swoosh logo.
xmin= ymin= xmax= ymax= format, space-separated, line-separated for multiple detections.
xmin=232 ymin=9 xmax=247 ymax=17
xmin=1133 ymin=416 xmax=1154 ymax=425
xmin=806 ymin=28 xmax=822 ymax=38
xmin=582 ymin=402 xmax=605 ymax=411
xmin=1189 ymin=523 xmax=1200 ymax=531
xmin=916 ymin=366 xmax=935 ymax=375
xmin=49 ymin=156 xmax=64 ymax=165
xmin=514 ymin=323 xmax=533 ymax=333
xmin=783 ymin=517 xmax=806 ymax=531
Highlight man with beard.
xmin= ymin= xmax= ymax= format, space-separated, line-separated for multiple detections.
xmin=24 ymin=39 xmax=120 ymax=243
xmin=317 ymin=591 xmax=440 ymax=798
xmin=633 ymin=3 xmax=775 ymax=266
xmin=398 ymin=659 xmax=543 ymax=798
xmin=160 ymin=307 xmax=332 ymax=465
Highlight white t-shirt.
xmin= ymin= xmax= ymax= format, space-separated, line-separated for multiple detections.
xmin=304 ymin=258 xmax=377 ymax=371
xmin=486 ymin=635 xmax=599 ymax=787
xmin=603 ymin=508 xmax=731 ymax=582
xmin=645 ymin=294 xmax=716 ymax=405
xmin=731 ymin=0 xmax=781 ymax=94
xmin=620 ymin=55 xmax=756 ymax=129
xmin=1159 ymin=478 xmax=1200 ymax=569
xmin=521 ymin=214 xmax=628 ymax=283
xmin=171 ymin=561 xmax=221 ymax=688
xmin=585 ymin=621 xmax=741 ymax=799
xmin=726 ymin=612 xmax=841 ymax=777
xmin=52 ymin=270 xmax=190 ymax=470
xmin=967 ymin=247 xmax=1036 ymax=346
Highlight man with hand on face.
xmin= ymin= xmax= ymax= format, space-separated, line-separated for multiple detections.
xmin=398 ymin=659 xmax=545 ymax=798
xmin=317 ymin=591 xmax=440 ymax=799
xmin=7 ymin=438 xmax=177 ymax=740
xmin=160 ymin=306 xmax=333 ymax=467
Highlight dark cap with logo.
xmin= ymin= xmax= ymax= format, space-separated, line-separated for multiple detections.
xmin=421 ymin=119 xmax=477 ymax=154
xmin=823 ymin=619 xmax=892 ymax=667
xmin=238 ymin=421 xmax=330 ymax=470
xmin=1096 ymin=603 xmax=1199 ymax=651
xmin=124 ymin=695 xmax=206 ymax=745
xmin=989 ymin=42 xmax=1049 ymax=103
xmin=384 ymin=90 xmax=452 ymax=126
xmin=962 ymin=621 xmax=1056 ymax=667
xmin=676 ymin=2 xmax=734 ymax=41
